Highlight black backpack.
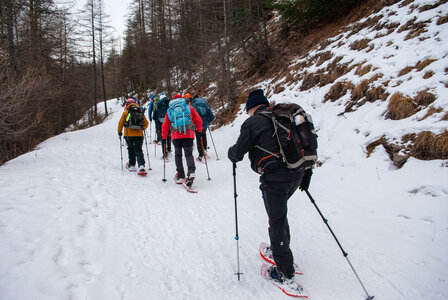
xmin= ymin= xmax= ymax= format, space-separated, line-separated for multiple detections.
xmin=125 ymin=105 xmax=144 ymax=129
xmin=156 ymin=97 xmax=170 ymax=123
xmin=256 ymin=103 xmax=318 ymax=171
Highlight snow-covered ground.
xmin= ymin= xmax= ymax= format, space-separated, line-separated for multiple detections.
xmin=1 ymin=1 xmax=448 ymax=299
xmin=0 ymin=95 xmax=447 ymax=299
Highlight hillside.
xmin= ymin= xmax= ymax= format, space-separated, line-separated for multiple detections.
xmin=0 ymin=0 xmax=447 ymax=300
xmin=211 ymin=0 xmax=448 ymax=167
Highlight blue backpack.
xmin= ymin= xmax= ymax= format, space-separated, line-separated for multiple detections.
xmin=167 ymin=98 xmax=193 ymax=134
xmin=192 ymin=98 xmax=208 ymax=119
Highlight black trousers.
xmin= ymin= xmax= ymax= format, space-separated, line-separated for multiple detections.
xmin=154 ymin=119 xmax=162 ymax=142
xmin=195 ymin=130 xmax=208 ymax=157
xmin=124 ymin=136 xmax=145 ymax=167
xmin=260 ymin=178 xmax=301 ymax=278
xmin=173 ymin=138 xmax=195 ymax=178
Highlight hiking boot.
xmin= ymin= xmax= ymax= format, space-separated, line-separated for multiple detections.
xmin=266 ymin=265 xmax=293 ymax=284
xmin=196 ymin=156 xmax=203 ymax=162
xmin=185 ymin=173 xmax=195 ymax=187
xmin=174 ymin=173 xmax=184 ymax=184
xmin=126 ymin=162 xmax=137 ymax=172
xmin=138 ymin=166 xmax=146 ymax=174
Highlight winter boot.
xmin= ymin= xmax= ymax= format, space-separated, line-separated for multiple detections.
xmin=126 ymin=162 xmax=137 ymax=172
xmin=266 ymin=265 xmax=293 ymax=284
xmin=185 ymin=173 xmax=195 ymax=187
xmin=138 ymin=166 xmax=147 ymax=176
xmin=174 ymin=173 xmax=184 ymax=184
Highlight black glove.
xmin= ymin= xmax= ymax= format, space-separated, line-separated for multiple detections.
xmin=299 ymin=169 xmax=313 ymax=191
xmin=118 ymin=132 xmax=123 ymax=137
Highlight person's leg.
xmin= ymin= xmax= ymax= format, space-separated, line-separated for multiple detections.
xmin=173 ymin=139 xmax=185 ymax=178
xmin=196 ymin=131 xmax=204 ymax=157
xmin=134 ymin=137 xmax=145 ymax=167
xmin=125 ymin=137 xmax=136 ymax=166
xmin=260 ymin=180 xmax=295 ymax=278
xmin=202 ymin=131 xmax=208 ymax=154
xmin=183 ymin=139 xmax=195 ymax=176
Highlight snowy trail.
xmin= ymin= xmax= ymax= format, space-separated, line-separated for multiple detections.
xmin=1 ymin=98 xmax=447 ymax=300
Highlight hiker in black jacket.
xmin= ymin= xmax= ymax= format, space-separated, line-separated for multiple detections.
xmin=228 ymin=89 xmax=312 ymax=283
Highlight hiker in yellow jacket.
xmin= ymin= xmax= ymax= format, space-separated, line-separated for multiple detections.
xmin=118 ymin=98 xmax=149 ymax=174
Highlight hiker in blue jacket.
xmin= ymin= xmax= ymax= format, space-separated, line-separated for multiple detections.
xmin=153 ymin=93 xmax=172 ymax=156
xmin=187 ymin=94 xmax=215 ymax=161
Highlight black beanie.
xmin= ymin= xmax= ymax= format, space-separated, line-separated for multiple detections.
xmin=245 ymin=89 xmax=269 ymax=112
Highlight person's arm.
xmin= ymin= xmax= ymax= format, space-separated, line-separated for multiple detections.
xmin=161 ymin=113 xmax=170 ymax=139
xmin=228 ymin=119 xmax=254 ymax=163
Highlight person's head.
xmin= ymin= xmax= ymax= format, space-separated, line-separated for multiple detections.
xmin=126 ymin=98 xmax=136 ymax=105
xmin=172 ymin=94 xmax=183 ymax=100
xmin=245 ymin=89 xmax=269 ymax=116
xmin=184 ymin=93 xmax=192 ymax=103
xmin=193 ymin=95 xmax=199 ymax=99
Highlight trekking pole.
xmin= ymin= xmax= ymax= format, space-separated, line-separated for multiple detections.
xmin=143 ymin=129 xmax=152 ymax=170
xmin=201 ymin=138 xmax=211 ymax=181
xmin=119 ymin=136 xmax=123 ymax=170
xmin=233 ymin=163 xmax=243 ymax=280
xmin=208 ymin=127 xmax=219 ymax=160
xmin=304 ymin=190 xmax=374 ymax=300
xmin=162 ymin=142 xmax=167 ymax=182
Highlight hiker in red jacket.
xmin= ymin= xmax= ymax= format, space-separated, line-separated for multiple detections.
xmin=162 ymin=94 xmax=203 ymax=187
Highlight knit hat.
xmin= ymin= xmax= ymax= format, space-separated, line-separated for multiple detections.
xmin=184 ymin=93 xmax=192 ymax=99
xmin=173 ymin=94 xmax=183 ymax=99
xmin=245 ymin=89 xmax=269 ymax=112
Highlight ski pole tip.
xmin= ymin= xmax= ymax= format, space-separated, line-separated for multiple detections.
xmin=366 ymin=296 xmax=374 ymax=300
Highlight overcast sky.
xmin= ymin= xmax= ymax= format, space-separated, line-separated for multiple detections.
xmin=74 ymin=0 xmax=130 ymax=38
xmin=102 ymin=0 xmax=129 ymax=37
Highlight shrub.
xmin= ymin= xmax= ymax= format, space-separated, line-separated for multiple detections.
xmin=350 ymin=39 xmax=371 ymax=51
xmin=387 ymin=93 xmax=417 ymax=120
xmin=324 ymin=81 xmax=353 ymax=102
xmin=413 ymin=130 xmax=448 ymax=160
xmin=415 ymin=90 xmax=436 ymax=106
xmin=423 ymin=71 xmax=434 ymax=79
xmin=351 ymin=80 xmax=369 ymax=101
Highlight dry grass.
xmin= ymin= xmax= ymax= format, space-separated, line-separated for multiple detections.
xmin=399 ymin=0 xmax=415 ymax=8
xmin=274 ymin=84 xmax=285 ymax=94
xmin=351 ymin=80 xmax=369 ymax=101
xmin=419 ymin=0 xmax=448 ymax=12
xmin=366 ymin=86 xmax=388 ymax=102
xmin=316 ymin=51 xmax=333 ymax=66
xmin=350 ymin=38 xmax=372 ymax=51
xmin=355 ymin=64 xmax=372 ymax=76
xmin=398 ymin=58 xmax=437 ymax=76
xmin=442 ymin=112 xmax=448 ymax=121
xmin=398 ymin=66 xmax=414 ymax=76
xmin=324 ymin=81 xmax=354 ymax=102
xmin=421 ymin=106 xmax=443 ymax=120
xmin=416 ymin=59 xmax=437 ymax=71
xmin=437 ymin=14 xmax=448 ymax=25
xmin=415 ymin=90 xmax=436 ymax=106
xmin=423 ymin=71 xmax=434 ymax=79
xmin=369 ymin=73 xmax=384 ymax=83
xmin=387 ymin=92 xmax=417 ymax=120
xmin=413 ymin=130 xmax=448 ymax=160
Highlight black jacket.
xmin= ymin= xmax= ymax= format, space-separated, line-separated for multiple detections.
xmin=228 ymin=105 xmax=302 ymax=182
